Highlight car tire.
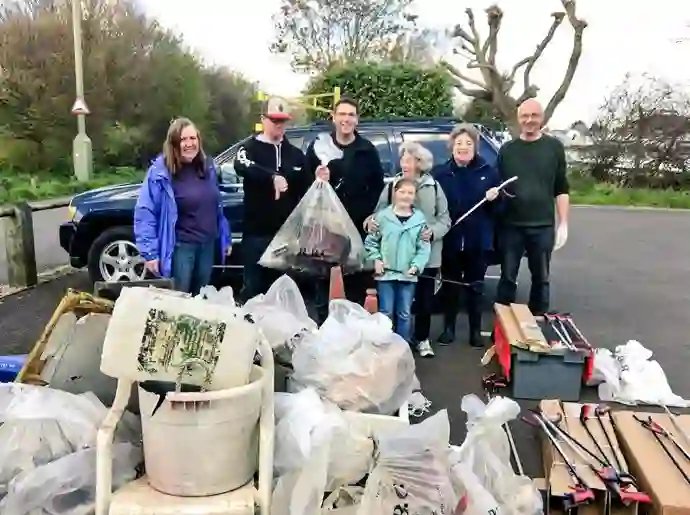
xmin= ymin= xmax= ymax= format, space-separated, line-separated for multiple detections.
xmin=87 ymin=226 xmax=145 ymax=284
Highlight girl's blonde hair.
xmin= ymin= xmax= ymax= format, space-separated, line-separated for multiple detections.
xmin=398 ymin=141 xmax=434 ymax=173
xmin=163 ymin=117 xmax=207 ymax=176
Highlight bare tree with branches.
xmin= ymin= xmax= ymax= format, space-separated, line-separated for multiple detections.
xmin=442 ymin=0 xmax=587 ymax=135
xmin=270 ymin=0 xmax=418 ymax=73
xmin=589 ymin=74 xmax=690 ymax=188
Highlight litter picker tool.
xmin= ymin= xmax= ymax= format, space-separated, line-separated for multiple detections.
xmin=522 ymin=411 xmax=595 ymax=510
xmin=452 ymin=176 xmax=518 ymax=226
xmin=661 ymin=404 xmax=690 ymax=450
xmin=634 ymin=414 xmax=690 ymax=485
xmin=536 ymin=410 xmax=650 ymax=506
xmin=579 ymin=405 xmax=614 ymax=467
xmin=482 ymin=374 xmax=523 ymax=476
xmin=594 ymin=405 xmax=626 ymax=473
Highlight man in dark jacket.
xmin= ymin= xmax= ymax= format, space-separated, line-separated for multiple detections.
xmin=433 ymin=123 xmax=501 ymax=347
xmin=234 ymin=97 xmax=310 ymax=301
xmin=304 ymin=97 xmax=384 ymax=319
xmin=495 ymin=98 xmax=570 ymax=315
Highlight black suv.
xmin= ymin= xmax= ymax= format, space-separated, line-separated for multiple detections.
xmin=59 ymin=117 xmax=501 ymax=285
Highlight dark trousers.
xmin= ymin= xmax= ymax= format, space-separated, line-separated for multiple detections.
xmin=412 ymin=267 xmax=438 ymax=342
xmin=314 ymin=270 xmax=374 ymax=323
xmin=172 ymin=240 xmax=216 ymax=296
xmin=241 ymin=235 xmax=282 ymax=302
xmin=441 ymin=250 xmax=488 ymax=332
xmin=496 ymin=224 xmax=555 ymax=315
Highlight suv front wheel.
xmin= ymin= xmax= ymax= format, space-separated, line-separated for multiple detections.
xmin=87 ymin=226 xmax=147 ymax=283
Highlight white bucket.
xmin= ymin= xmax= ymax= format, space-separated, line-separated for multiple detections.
xmin=138 ymin=365 xmax=266 ymax=497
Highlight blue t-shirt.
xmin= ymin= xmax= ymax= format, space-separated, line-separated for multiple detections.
xmin=171 ymin=164 xmax=219 ymax=243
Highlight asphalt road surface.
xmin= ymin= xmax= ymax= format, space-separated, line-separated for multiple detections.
xmin=0 ymin=206 xmax=71 ymax=284
xmin=0 ymin=205 xmax=689 ymax=478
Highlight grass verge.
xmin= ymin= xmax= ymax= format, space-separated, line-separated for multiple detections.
xmin=568 ymin=171 xmax=690 ymax=209
xmin=1 ymin=167 xmax=690 ymax=209
xmin=0 ymin=167 xmax=145 ymax=205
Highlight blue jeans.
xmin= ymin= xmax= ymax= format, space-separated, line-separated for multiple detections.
xmin=377 ymin=280 xmax=416 ymax=342
xmin=171 ymin=240 xmax=216 ymax=295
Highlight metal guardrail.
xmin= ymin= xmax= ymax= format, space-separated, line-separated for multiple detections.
xmin=0 ymin=198 xmax=71 ymax=288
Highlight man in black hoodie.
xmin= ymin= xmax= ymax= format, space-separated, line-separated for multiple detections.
xmin=234 ymin=97 xmax=309 ymax=301
xmin=304 ymin=97 xmax=384 ymax=320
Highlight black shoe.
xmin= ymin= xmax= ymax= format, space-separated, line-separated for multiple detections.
xmin=469 ymin=329 xmax=484 ymax=348
xmin=437 ymin=327 xmax=455 ymax=346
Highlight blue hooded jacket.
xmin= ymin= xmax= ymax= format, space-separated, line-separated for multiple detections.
xmin=133 ymin=155 xmax=231 ymax=278
xmin=432 ymin=155 xmax=502 ymax=252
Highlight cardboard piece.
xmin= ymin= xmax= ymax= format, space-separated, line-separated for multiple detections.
xmin=540 ymin=400 xmax=640 ymax=515
xmin=494 ymin=303 xmax=550 ymax=353
xmin=614 ymin=411 xmax=690 ymax=515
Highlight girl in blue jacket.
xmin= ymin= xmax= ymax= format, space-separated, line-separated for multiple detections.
xmin=134 ymin=118 xmax=231 ymax=295
xmin=364 ymin=178 xmax=431 ymax=343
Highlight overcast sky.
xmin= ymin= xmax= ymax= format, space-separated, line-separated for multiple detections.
xmin=140 ymin=0 xmax=690 ymax=128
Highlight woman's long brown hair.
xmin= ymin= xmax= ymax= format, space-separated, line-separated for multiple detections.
xmin=163 ymin=117 xmax=207 ymax=177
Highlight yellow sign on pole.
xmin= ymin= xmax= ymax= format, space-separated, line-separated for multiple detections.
xmin=253 ymin=87 xmax=342 ymax=132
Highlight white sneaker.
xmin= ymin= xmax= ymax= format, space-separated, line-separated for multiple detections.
xmin=417 ymin=339 xmax=435 ymax=357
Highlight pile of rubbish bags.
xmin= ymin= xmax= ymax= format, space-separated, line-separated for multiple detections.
xmin=0 ymin=273 xmax=543 ymax=515
xmin=0 ymin=384 xmax=141 ymax=515
xmin=270 ymin=390 xmax=542 ymax=515
xmin=240 ymin=275 xmax=418 ymax=415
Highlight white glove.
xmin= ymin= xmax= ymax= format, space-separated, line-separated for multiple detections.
xmin=554 ymin=224 xmax=568 ymax=251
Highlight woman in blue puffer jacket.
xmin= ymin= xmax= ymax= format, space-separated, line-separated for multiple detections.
xmin=134 ymin=117 xmax=231 ymax=295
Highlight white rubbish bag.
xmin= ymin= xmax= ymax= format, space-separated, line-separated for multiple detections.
xmin=358 ymin=410 xmax=458 ymax=515
xmin=244 ymin=275 xmax=317 ymax=357
xmin=455 ymin=395 xmax=542 ymax=515
xmin=274 ymin=389 xmax=373 ymax=490
xmin=290 ymin=300 xmax=416 ymax=415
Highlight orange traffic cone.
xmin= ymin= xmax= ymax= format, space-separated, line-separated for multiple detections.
xmin=328 ymin=266 xmax=345 ymax=301
xmin=363 ymin=288 xmax=378 ymax=313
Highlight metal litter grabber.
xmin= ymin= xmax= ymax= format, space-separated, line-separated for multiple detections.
xmin=452 ymin=176 xmax=518 ymax=226
xmin=579 ymin=406 xmax=637 ymax=488
xmin=661 ymin=404 xmax=690 ymax=451
xmin=594 ymin=405 xmax=628 ymax=475
xmin=634 ymin=414 xmax=690 ymax=484
xmin=522 ymin=411 xmax=595 ymax=510
xmin=537 ymin=410 xmax=650 ymax=506
xmin=481 ymin=374 xmax=523 ymax=476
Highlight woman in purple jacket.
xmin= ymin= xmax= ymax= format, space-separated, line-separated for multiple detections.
xmin=134 ymin=117 xmax=231 ymax=295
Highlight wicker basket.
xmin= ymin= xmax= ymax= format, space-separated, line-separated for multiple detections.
xmin=14 ymin=289 xmax=114 ymax=385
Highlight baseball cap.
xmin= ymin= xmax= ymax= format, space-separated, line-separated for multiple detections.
xmin=263 ymin=96 xmax=292 ymax=121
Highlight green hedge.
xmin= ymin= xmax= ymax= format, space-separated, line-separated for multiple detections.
xmin=305 ymin=63 xmax=454 ymax=120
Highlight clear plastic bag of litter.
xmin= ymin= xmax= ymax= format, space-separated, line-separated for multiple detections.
xmin=259 ymin=179 xmax=365 ymax=277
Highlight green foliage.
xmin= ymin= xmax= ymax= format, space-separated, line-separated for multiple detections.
xmin=0 ymin=0 xmax=257 ymax=178
xmin=305 ymin=63 xmax=453 ymax=120
xmin=0 ymin=167 xmax=145 ymax=204
xmin=463 ymin=98 xmax=507 ymax=132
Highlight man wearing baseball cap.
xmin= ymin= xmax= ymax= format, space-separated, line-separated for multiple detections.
xmin=234 ymin=97 xmax=309 ymax=301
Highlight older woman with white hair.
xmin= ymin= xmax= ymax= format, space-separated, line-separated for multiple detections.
xmin=432 ymin=123 xmax=501 ymax=348
xmin=364 ymin=141 xmax=451 ymax=357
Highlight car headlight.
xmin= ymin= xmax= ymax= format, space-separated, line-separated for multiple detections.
xmin=67 ymin=203 xmax=82 ymax=222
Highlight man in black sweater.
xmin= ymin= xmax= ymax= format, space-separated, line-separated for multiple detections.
xmin=304 ymin=97 xmax=384 ymax=320
xmin=495 ymin=99 xmax=570 ymax=315
xmin=234 ymin=98 xmax=309 ymax=301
